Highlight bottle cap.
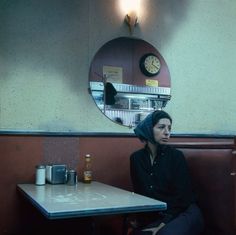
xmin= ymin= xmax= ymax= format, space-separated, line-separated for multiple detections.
xmin=36 ymin=165 xmax=45 ymax=169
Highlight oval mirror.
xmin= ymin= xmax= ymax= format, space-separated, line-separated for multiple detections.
xmin=89 ymin=37 xmax=171 ymax=127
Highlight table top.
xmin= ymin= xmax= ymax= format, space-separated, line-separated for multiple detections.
xmin=17 ymin=181 xmax=166 ymax=219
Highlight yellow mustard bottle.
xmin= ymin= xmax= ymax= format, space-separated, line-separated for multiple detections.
xmin=83 ymin=154 xmax=92 ymax=183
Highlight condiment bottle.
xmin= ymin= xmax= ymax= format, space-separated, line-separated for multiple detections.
xmin=67 ymin=169 xmax=77 ymax=185
xmin=83 ymin=154 xmax=92 ymax=183
xmin=35 ymin=165 xmax=46 ymax=185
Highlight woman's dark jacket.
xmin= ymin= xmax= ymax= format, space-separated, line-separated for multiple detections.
xmin=130 ymin=145 xmax=196 ymax=223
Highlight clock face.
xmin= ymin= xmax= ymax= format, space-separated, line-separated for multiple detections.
xmin=139 ymin=53 xmax=161 ymax=77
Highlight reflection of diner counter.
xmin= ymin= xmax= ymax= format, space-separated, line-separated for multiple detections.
xmin=90 ymin=81 xmax=171 ymax=95
xmin=90 ymin=81 xmax=171 ymax=127
xmin=17 ymin=181 xmax=167 ymax=219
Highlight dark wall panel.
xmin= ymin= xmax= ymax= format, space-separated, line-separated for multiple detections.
xmin=0 ymin=136 xmax=43 ymax=234
xmin=78 ymin=137 xmax=143 ymax=190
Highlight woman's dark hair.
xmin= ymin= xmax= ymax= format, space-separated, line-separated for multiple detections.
xmin=152 ymin=110 xmax=172 ymax=126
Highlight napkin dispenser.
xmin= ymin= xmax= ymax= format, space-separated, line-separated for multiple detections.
xmin=46 ymin=164 xmax=67 ymax=184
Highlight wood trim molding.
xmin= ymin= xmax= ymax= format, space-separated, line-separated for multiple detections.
xmin=0 ymin=131 xmax=235 ymax=139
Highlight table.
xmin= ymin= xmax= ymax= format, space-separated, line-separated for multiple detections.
xmin=17 ymin=181 xmax=166 ymax=220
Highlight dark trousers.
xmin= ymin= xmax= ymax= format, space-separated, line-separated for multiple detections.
xmin=132 ymin=203 xmax=204 ymax=235
xmin=158 ymin=204 xmax=204 ymax=235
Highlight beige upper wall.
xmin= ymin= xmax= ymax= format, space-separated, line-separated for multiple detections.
xmin=0 ymin=0 xmax=235 ymax=135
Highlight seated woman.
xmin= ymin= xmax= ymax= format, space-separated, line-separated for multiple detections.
xmin=130 ymin=110 xmax=204 ymax=235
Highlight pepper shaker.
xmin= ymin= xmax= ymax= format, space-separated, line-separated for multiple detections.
xmin=67 ymin=170 xmax=77 ymax=185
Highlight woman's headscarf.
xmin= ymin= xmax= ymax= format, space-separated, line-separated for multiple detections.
xmin=134 ymin=110 xmax=172 ymax=144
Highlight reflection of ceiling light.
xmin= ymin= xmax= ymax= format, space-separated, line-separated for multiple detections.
xmin=139 ymin=107 xmax=155 ymax=111
xmin=124 ymin=95 xmax=147 ymax=99
xmin=120 ymin=94 xmax=158 ymax=100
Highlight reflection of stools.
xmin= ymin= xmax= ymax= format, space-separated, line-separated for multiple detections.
xmin=114 ymin=117 xmax=123 ymax=125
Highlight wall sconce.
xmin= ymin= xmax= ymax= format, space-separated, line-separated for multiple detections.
xmin=121 ymin=0 xmax=140 ymax=34
xmin=125 ymin=10 xmax=138 ymax=34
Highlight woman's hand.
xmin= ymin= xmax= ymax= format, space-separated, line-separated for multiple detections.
xmin=142 ymin=222 xmax=165 ymax=234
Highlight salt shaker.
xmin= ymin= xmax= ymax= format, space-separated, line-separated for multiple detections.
xmin=35 ymin=165 xmax=46 ymax=185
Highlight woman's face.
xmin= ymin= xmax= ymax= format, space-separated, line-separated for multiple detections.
xmin=153 ymin=118 xmax=171 ymax=144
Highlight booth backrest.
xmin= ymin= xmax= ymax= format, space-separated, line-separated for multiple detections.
xmin=79 ymin=137 xmax=236 ymax=235
xmin=173 ymin=140 xmax=236 ymax=235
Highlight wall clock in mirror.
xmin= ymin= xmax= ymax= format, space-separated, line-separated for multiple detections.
xmin=139 ymin=53 xmax=161 ymax=77
xmin=89 ymin=37 xmax=171 ymax=127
